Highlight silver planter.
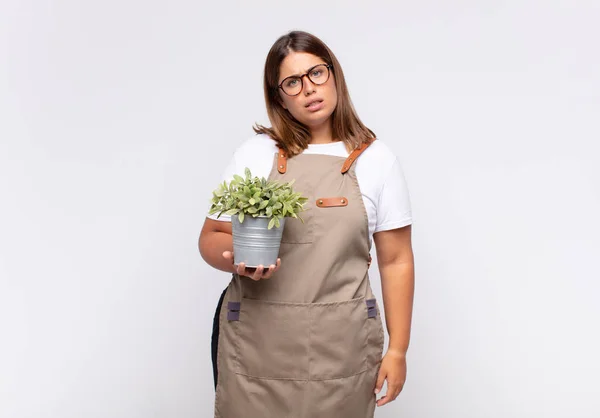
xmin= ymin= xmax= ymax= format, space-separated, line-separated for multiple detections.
xmin=231 ymin=215 xmax=286 ymax=268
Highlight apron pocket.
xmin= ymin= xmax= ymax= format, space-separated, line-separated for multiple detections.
xmin=234 ymin=297 xmax=311 ymax=380
xmin=309 ymin=297 xmax=369 ymax=380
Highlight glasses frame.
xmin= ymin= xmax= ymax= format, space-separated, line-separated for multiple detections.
xmin=277 ymin=63 xmax=333 ymax=97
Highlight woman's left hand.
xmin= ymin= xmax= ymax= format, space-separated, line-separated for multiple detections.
xmin=374 ymin=348 xmax=407 ymax=407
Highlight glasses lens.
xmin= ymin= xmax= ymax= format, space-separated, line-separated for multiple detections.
xmin=308 ymin=65 xmax=329 ymax=85
xmin=282 ymin=77 xmax=302 ymax=96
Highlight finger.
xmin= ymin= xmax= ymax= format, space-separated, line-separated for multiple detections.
xmin=223 ymin=252 xmax=237 ymax=273
xmin=244 ymin=266 xmax=259 ymax=280
xmin=223 ymin=251 xmax=235 ymax=264
xmin=376 ymin=384 xmax=399 ymax=407
xmin=376 ymin=394 xmax=392 ymax=407
xmin=394 ymin=382 xmax=405 ymax=399
xmin=262 ymin=265 xmax=276 ymax=279
xmin=253 ymin=265 xmax=264 ymax=281
xmin=387 ymin=384 xmax=400 ymax=401
xmin=376 ymin=387 xmax=391 ymax=407
xmin=274 ymin=258 xmax=281 ymax=271
xmin=237 ymin=262 xmax=246 ymax=275
xmin=374 ymin=369 xmax=386 ymax=395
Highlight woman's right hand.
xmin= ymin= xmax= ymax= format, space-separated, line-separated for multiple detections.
xmin=222 ymin=251 xmax=281 ymax=281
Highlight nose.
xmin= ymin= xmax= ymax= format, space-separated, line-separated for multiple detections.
xmin=301 ymin=74 xmax=316 ymax=96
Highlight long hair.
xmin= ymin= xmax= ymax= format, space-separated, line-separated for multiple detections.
xmin=253 ymin=30 xmax=375 ymax=157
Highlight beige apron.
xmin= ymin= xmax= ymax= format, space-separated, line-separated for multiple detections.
xmin=214 ymin=139 xmax=385 ymax=418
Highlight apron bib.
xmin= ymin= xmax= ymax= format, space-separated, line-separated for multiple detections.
xmin=214 ymin=140 xmax=385 ymax=418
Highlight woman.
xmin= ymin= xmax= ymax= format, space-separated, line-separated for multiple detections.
xmin=199 ymin=30 xmax=414 ymax=418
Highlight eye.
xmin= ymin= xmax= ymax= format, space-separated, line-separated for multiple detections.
xmin=311 ymin=69 xmax=323 ymax=77
xmin=285 ymin=78 xmax=299 ymax=88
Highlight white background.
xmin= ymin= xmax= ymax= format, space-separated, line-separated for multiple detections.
xmin=1 ymin=1 xmax=599 ymax=417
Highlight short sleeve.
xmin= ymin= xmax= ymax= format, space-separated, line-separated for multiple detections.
xmin=374 ymin=157 xmax=413 ymax=233
xmin=205 ymin=134 xmax=279 ymax=222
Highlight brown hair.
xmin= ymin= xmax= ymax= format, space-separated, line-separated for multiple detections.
xmin=253 ymin=30 xmax=375 ymax=157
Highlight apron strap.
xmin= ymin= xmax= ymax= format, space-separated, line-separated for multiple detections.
xmin=276 ymin=137 xmax=377 ymax=175
xmin=341 ymin=137 xmax=376 ymax=174
xmin=277 ymin=149 xmax=288 ymax=174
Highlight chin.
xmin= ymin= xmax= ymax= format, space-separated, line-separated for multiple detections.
xmin=302 ymin=111 xmax=334 ymax=126
xmin=300 ymin=117 xmax=328 ymax=129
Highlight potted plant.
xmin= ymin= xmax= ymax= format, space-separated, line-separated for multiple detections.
xmin=208 ymin=168 xmax=308 ymax=268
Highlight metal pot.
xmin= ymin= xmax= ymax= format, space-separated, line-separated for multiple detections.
xmin=231 ymin=215 xmax=286 ymax=268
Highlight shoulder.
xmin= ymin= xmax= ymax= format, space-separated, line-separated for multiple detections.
xmin=354 ymin=137 xmax=409 ymax=205
xmin=226 ymin=133 xmax=278 ymax=180
xmin=356 ymin=138 xmax=400 ymax=174
xmin=233 ymin=133 xmax=279 ymax=158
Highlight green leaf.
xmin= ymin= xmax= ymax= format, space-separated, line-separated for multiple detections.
xmin=211 ymin=166 xmax=308 ymax=224
xmin=268 ymin=217 xmax=276 ymax=229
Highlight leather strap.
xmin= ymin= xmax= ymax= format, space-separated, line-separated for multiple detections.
xmin=277 ymin=149 xmax=287 ymax=174
xmin=277 ymin=137 xmax=376 ymax=175
xmin=316 ymin=197 xmax=348 ymax=208
xmin=341 ymin=138 xmax=376 ymax=174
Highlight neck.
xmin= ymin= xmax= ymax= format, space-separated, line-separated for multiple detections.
xmin=308 ymin=121 xmax=335 ymax=144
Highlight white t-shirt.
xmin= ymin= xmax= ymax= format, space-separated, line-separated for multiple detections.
xmin=207 ymin=134 xmax=413 ymax=244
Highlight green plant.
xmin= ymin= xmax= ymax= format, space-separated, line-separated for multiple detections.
xmin=209 ymin=168 xmax=309 ymax=229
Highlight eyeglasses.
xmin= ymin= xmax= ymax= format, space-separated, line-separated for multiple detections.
xmin=277 ymin=64 xmax=332 ymax=96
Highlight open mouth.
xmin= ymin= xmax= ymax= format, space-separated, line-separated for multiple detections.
xmin=305 ymin=99 xmax=323 ymax=108
xmin=305 ymin=99 xmax=324 ymax=111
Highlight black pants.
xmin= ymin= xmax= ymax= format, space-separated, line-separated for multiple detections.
xmin=211 ymin=287 xmax=227 ymax=389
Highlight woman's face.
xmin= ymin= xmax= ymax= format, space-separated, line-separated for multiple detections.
xmin=277 ymin=52 xmax=338 ymax=129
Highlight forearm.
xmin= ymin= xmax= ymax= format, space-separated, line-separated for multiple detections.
xmin=199 ymin=230 xmax=235 ymax=273
xmin=379 ymin=260 xmax=415 ymax=355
